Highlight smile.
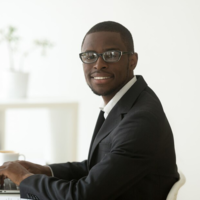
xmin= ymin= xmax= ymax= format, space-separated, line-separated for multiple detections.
xmin=93 ymin=77 xmax=111 ymax=80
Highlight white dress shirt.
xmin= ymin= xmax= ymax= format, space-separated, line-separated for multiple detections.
xmin=99 ymin=76 xmax=137 ymax=119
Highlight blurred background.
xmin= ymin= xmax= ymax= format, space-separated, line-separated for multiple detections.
xmin=0 ymin=0 xmax=199 ymax=199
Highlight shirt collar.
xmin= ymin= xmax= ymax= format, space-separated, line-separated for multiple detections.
xmin=99 ymin=76 xmax=137 ymax=119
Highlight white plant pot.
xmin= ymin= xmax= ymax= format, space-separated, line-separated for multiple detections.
xmin=0 ymin=70 xmax=29 ymax=99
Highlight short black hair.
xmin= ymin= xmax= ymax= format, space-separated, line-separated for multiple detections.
xmin=82 ymin=21 xmax=134 ymax=52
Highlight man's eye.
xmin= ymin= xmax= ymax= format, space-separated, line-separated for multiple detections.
xmin=82 ymin=53 xmax=96 ymax=60
xmin=88 ymin=55 xmax=95 ymax=59
xmin=105 ymin=52 xmax=114 ymax=58
xmin=86 ymin=53 xmax=96 ymax=60
xmin=105 ymin=52 xmax=112 ymax=58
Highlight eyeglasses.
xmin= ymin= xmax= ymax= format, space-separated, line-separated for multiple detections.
xmin=79 ymin=50 xmax=134 ymax=64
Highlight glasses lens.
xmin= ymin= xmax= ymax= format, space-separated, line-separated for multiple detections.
xmin=81 ymin=52 xmax=97 ymax=63
xmin=103 ymin=51 xmax=121 ymax=62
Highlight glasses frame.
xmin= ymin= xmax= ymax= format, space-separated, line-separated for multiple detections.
xmin=79 ymin=50 xmax=134 ymax=64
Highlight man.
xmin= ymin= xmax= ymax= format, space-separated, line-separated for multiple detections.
xmin=0 ymin=21 xmax=179 ymax=200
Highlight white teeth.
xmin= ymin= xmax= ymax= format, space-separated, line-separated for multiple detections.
xmin=94 ymin=77 xmax=110 ymax=80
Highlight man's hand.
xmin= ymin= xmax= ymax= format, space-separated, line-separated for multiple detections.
xmin=0 ymin=161 xmax=33 ymax=186
xmin=16 ymin=160 xmax=52 ymax=176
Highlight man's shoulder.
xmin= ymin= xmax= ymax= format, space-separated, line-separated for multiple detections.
xmin=116 ymin=75 xmax=163 ymax=114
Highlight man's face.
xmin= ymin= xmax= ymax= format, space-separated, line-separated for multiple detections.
xmin=81 ymin=31 xmax=137 ymax=103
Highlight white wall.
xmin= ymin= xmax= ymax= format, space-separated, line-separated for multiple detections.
xmin=0 ymin=0 xmax=199 ymax=199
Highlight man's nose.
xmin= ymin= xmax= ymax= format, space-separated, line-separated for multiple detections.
xmin=93 ymin=56 xmax=108 ymax=70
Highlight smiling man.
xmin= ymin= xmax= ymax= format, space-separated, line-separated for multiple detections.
xmin=81 ymin=31 xmax=137 ymax=104
xmin=0 ymin=21 xmax=179 ymax=200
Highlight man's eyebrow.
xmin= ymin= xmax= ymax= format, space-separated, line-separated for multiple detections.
xmin=104 ymin=47 xmax=121 ymax=51
xmin=82 ymin=50 xmax=96 ymax=53
xmin=83 ymin=47 xmax=121 ymax=53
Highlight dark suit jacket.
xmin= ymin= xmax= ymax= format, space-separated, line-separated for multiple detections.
xmin=20 ymin=75 xmax=179 ymax=200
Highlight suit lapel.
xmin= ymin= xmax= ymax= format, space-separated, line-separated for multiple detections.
xmin=88 ymin=76 xmax=147 ymax=168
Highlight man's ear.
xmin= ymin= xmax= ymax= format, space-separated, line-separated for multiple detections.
xmin=129 ymin=53 xmax=138 ymax=71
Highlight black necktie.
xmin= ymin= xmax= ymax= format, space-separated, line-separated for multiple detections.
xmin=91 ymin=110 xmax=105 ymax=144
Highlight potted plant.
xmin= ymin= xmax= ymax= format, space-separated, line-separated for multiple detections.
xmin=0 ymin=26 xmax=53 ymax=99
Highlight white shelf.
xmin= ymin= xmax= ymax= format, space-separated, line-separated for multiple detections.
xmin=0 ymin=98 xmax=78 ymax=109
xmin=0 ymin=98 xmax=79 ymax=164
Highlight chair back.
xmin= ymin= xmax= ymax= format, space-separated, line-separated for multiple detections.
xmin=166 ymin=170 xmax=186 ymax=200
